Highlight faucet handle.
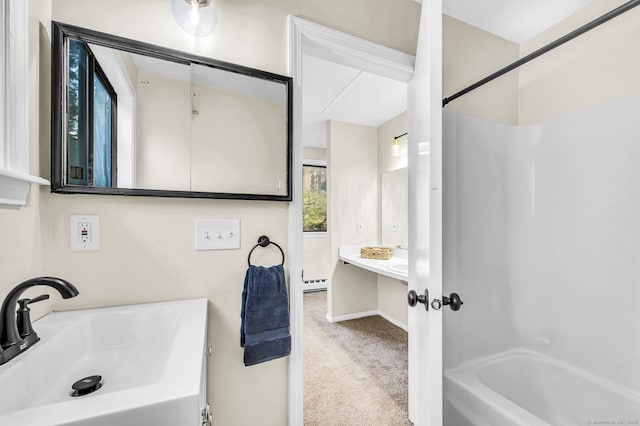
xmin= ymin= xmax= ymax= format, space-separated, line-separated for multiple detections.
xmin=17 ymin=294 xmax=50 ymax=338
xmin=17 ymin=294 xmax=50 ymax=309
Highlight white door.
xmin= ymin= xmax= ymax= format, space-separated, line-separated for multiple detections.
xmin=407 ymin=1 xmax=443 ymax=425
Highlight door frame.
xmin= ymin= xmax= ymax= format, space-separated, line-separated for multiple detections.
xmin=287 ymin=16 xmax=415 ymax=425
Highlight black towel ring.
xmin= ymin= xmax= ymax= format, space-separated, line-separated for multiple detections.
xmin=247 ymin=235 xmax=285 ymax=267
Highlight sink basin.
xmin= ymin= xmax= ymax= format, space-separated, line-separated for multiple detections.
xmin=386 ymin=264 xmax=408 ymax=274
xmin=0 ymin=299 xmax=208 ymax=426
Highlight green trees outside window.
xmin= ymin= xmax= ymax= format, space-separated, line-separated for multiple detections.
xmin=67 ymin=39 xmax=117 ymax=187
xmin=303 ymin=165 xmax=327 ymax=232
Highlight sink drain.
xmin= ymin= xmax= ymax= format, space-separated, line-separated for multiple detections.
xmin=71 ymin=375 xmax=102 ymax=397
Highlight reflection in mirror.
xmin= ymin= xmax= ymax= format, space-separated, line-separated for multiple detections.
xmin=52 ymin=22 xmax=292 ymax=201
xmin=132 ymin=54 xmax=191 ymax=191
xmin=381 ymin=167 xmax=408 ymax=246
xmin=80 ymin=44 xmax=192 ymax=191
xmin=66 ymin=40 xmax=118 ymax=188
xmin=190 ymin=64 xmax=288 ymax=195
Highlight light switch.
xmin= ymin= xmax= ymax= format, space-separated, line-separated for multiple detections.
xmin=70 ymin=214 xmax=100 ymax=251
xmin=195 ymin=219 xmax=240 ymax=251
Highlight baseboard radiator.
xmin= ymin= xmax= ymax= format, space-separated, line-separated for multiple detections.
xmin=303 ymin=279 xmax=327 ymax=292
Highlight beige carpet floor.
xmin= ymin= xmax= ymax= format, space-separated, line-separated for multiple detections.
xmin=303 ymin=291 xmax=411 ymax=426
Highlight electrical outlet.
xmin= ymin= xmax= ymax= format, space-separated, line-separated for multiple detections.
xmin=391 ymin=224 xmax=398 ymax=232
xmin=79 ymin=222 xmax=91 ymax=243
xmin=70 ymin=215 xmax=100 ymax=251
xmin=357 ymin=223 xmax=365 ymax=233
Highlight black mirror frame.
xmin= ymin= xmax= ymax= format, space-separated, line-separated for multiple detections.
xmin=51 ymin=21 xmax=293 ymax=202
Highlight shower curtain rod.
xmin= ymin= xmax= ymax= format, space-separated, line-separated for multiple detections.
xmin=442 ymin=0 xmax=640 ymax=107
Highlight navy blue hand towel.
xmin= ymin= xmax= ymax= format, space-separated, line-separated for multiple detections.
xmin=240 ymin=264 xmax=291 ymax=366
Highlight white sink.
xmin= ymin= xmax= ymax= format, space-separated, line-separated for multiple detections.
xmin=386 ymin=263 xmax=408 ymax=274
xmin=0 ymin=299 xmax=208 ymax=426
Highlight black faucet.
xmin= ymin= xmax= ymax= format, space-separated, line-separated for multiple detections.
xmin=0 ymin=277 xmax=79 ymax=365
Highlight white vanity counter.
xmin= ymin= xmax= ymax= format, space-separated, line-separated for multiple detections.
xmin=339 ymin=245 xmax=408 ymax=282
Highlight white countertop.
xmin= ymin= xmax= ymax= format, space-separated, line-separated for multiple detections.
xmin=338 ymin=245 xmax=408 ymax=282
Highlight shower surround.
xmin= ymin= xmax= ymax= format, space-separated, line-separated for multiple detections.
xmin=443 ymin=92 xmax=640 ymax=423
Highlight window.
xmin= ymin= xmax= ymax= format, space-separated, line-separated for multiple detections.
xmin=66 ymin=39 xmax=117 ymax=187
xmin=303 ymin=164 xmax=327 ymax=232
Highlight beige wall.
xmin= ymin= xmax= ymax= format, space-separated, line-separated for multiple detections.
xmin=440 ymin=0 xmax=640 ymax=126
xmin=50 ymin=0 xmax=420 ymax=77
xmin=0 ymin=193 xmax=50 ymax=320
xmin=302 ymin=234 xmax=330 ymax=282
xmin=326 ymin=112 xmax=410 ymax=328
xmin=135 ymin=70 xmax=288 ymax=194
xmin=327 ymin=121 xmax=378 ymax=318
xmin=191 ymin=84 xmax=287 ymax=195
xmin=136 ymin=70 xmax=191 ymax=190
xmin=0 ymin=1 xmax=421 ymax=426
xmin=442 ymin=14 xmax=520 ymax=124
xmin=377 ymin=111 xmax=408 ymax=175
xmin=318 ymin=112 xmax=410 ymax=327
xmin=519 ymin=0 xmax=640 ymax=124
xmin=376 ymin=112 xmax=408 ymax=327
xmin=303 ymin=147 xmax=326 ymax=162
xmin=377 ymin=275 xmax=408 ymax=327
xmin=377 ymin=111 xmax=408 ymax=242
xmin=118 ymin=50 xmax=139 ymax=87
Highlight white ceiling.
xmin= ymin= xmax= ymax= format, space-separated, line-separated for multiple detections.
xmin=302 ymin=55 xmax=407 ymax=149
xmin=301 ymin=0 xmax=601 ymax=148
xmin=443 ymin=0 xmax=597 ymax=43
xmin=129 ymin=54 xmax=286 ymax=103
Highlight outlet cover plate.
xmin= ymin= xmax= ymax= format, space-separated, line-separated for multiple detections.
xmin=70 ymin=214 xmax=100 ymax=251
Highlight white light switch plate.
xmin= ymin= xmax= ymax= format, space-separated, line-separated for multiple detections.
xmin=195 ymin=219 xmax=241 ymax=251
xmin=70 ymin=214 xmax=100 ymax=251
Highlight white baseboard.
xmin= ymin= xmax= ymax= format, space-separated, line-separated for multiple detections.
xmin=377 ymin=311 xmax=408 ymax=332
xmin=326 ymin=310 xmax=378 ymax=323
xmin=326 ymin=310 xmax=408 ymax=332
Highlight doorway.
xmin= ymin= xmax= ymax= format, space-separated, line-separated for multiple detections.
xmin=288 ymin=16 xmax=416 ymax=425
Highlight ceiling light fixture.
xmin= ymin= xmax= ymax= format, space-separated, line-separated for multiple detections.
xmin=172 ymin=0 xmax=217 ymax=37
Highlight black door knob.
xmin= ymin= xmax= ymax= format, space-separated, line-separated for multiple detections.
xmin=407 ymin=289 xmax=429 ymax=311
xmin=442 ymin=292 xmax=463 ymax=311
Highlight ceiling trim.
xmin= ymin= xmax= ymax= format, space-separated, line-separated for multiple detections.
xmin=290 ymin=17 xmax=415 ymax=83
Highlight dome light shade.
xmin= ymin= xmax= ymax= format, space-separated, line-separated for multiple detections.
xmin=172 ymin=0 xmax=217 ymax=37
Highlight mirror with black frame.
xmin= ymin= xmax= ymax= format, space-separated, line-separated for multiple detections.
xmin=51 ymin=22 xmax=292 ymax=201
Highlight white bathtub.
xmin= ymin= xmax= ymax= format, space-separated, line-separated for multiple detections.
xmin=445 ymin=349 xmax=640 ymax=426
